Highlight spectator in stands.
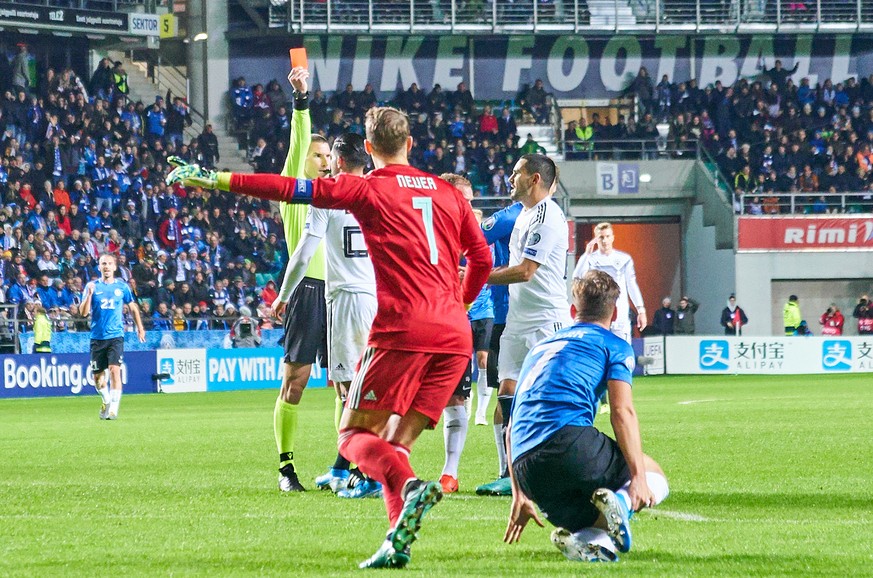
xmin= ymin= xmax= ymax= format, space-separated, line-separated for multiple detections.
xmin=497 ymin=106 xmax=517 ymax=142
xmin=165 ymin=94 xmax=192 ymax=147
xmin=249 ymin=137 xmax=274 ymax=173
xmin=478 ymin=105 xmax=498 ymax=139
xmin=112 ymin=61 xmax=129 ymax=97
xmin=333 ymin=83 xmax=358 ymax=116
xmin=624 ymin=67 xmax=654 ymax=116
xmin=575 ymin=117 xmax=594 ymax=158
xmin=11 ymin=45 xmax=30 ymax=95
xmin=525 ymin=78 xmax=549 ymax=124
xmin=428 ymin=84 xmax=447 ymax=114
xmin=450 ymin=81 xmax=474 ymax=116
xmin=309 ymin=89 xmax=329 ymax=129
xmin=265 ymin=79 xmax=287 ymax=113
xmin=491 ymin=167 xmax=511 ymax=196
xmin=231 ymin=77 xmax=254 ymax=126
xmin=146 ymin=98 xmax=167 ymax=145
xmin=402 ymin=82 xmax=427 ymax=115
xmin=358 ymin=83 xmax=377 ymax=112
xmin=519 ymin=133 xmax=546 ymax=155
xmin=762 ymin=59 xmax=800 ymax=94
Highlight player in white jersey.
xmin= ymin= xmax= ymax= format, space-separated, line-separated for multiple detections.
xmin=572 ymin=222 xmax=646 ymax=344
xmin=272 ymin=133 xmax=380 ymax=498
xmin=572 ymin=222 xmax=646 ymax=415
xmin=478 ymin=154 xmax=573 ymax=496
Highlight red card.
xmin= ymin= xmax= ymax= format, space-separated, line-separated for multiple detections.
xmin=289 ymin=47 xmax=308 ymax=69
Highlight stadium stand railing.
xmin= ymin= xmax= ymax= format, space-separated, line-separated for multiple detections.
xmin=265 ymin=0 xmax=873 ymax=32
xmin=738 ymin=191 xmax=873 ymax=214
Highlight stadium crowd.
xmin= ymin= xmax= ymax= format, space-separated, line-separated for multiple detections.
xmin=0 ymin=47 xmax=286 ymax=338
xmin=230 ymin=76 xmax=553 ymax=195
xmin=8 ymin=39 xmax=873 ymax=342
xmin=0 ymin=44 xmax=546 ymax=341
xmin=564 ymin=64 xmax=873 ymax=214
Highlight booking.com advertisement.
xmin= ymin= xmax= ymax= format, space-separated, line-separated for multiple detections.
xmin=1 ymin=351 xmax=156 ymax=399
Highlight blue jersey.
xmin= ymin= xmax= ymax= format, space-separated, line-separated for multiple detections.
xmin=481 ymin=202 xmax=522 ymax=325
xmin=90 ymin=279 xmax=134 ymax=340
xmin=509 ymin=322 xmax=635 ymax=461
xmin=468 ymin=282 xmax=494 ymax=321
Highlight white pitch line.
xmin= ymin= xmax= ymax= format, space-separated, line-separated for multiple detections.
xmin=645 ymin=509 xmax=712 ymax=522
xmin=677 ymin=399 xmax=723 ymax=405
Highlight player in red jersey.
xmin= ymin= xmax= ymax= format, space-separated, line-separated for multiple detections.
xmin=167 ymin=106 xmax=492 ymax=569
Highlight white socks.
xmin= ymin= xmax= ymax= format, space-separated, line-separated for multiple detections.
xmin=616 ymin=472 xmax=669 ymax=513
xmin=109 ymin=388 xmax=122 ymax=416
xmin=572 ymin=527 xmax=616 ymax=553
xmin=441 ymin=405 xmax=468 ymax=478
xmin=493 ymin=423 xmax=507 ymax=476
xmin=97 ymin=387 xmax=111 ymax=405
xmin=475 ymin=366 xmax=492 ymax=423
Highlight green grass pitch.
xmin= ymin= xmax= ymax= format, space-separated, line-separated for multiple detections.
xmin=3 ymin=374 xmax=873 ymax=576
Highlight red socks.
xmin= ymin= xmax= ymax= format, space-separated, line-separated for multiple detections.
xmin=339 ymin=428 xmax=415 ymax=525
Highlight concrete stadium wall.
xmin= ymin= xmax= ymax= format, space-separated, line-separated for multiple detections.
xmin=771 ymin=280 xmax=872 ymax=336
xmin=683 ymin=204 xmax=736 ymax=335
xmin=736 ymin=253 xmax=873 ymax=336
xmin=560 ymin=160 xmax=696 ymax=201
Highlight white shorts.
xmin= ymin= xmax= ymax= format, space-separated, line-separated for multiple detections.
xmin=498 ymin=323 xmax=566 ymax=383
xmin=327 ymin=291 xmax=377 ymax=383
xmin=610 ymin=323 xmax=632 ymax=344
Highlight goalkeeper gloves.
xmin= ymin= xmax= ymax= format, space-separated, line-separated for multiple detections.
xmin=165 ymin=156 xmax=219 ymax=189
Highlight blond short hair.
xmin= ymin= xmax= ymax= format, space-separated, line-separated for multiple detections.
xmin=594 ymin=222 xmax=613 ymax=233
xmin=365 ymin=107 xmax=409 ymax=156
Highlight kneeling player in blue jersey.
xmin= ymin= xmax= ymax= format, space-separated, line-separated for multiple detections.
xmin=503 ymin=270 xmax=669 ymax=562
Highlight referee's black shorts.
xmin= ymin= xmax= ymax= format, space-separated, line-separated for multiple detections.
xmin=90 ymin=337 xmax=124 ymax=373
xmin=486 ymin=323 xmax=505 ymax=389
xmin=512 ymin=425 xmax=630 ymax=532
xmin=282 ymin=277 xmax=327 ymax=367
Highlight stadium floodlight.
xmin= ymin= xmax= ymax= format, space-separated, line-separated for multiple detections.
xmin=193 ymin=32 xmax=208 ymax=42
xmin=639 ymin=174 xmax=652 ymax=183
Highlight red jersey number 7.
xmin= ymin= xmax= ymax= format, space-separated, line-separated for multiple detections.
xmin=412 ymin=197 xmax=439 ymax=265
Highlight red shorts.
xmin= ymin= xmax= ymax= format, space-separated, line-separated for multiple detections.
xmin=346 ymin=348 xmax=469 ymax=427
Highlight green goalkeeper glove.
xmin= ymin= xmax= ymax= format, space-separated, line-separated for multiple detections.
xmin=165 ymin=156 xmax=219 ymax=189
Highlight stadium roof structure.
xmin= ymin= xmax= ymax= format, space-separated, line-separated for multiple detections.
xmin=227 ymin=0 xmax=873 ymax=38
